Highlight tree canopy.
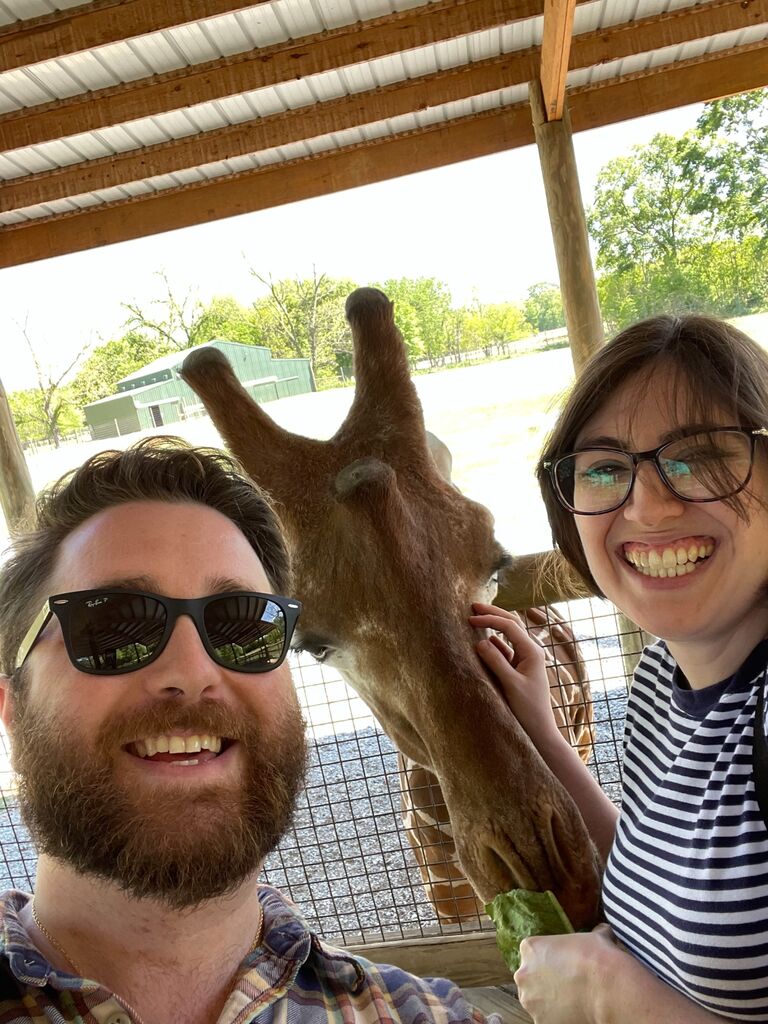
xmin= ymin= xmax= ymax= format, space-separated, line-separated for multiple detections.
xmin=588 ymin=88 xmax=768 ymax=329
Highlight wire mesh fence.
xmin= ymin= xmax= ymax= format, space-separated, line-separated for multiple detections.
xmin=0 ymin=596 xmax=646 ymax=948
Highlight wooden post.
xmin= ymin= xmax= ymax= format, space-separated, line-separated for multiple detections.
xmin=0 ymin=375 xmax=35 ymax=535
xmin=529 ymin=80 xmax=604 ymax=372
xmin=529 ymin=82 xmax=650 ymax=673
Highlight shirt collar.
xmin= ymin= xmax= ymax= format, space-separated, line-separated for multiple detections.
xmin=0 ymin=886 xmax=366 ymax=995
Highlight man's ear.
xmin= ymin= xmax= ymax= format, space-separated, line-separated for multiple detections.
xmin=0 ymin=676 xmax=15 ymax=734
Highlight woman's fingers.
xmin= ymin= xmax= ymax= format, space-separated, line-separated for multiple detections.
xmin=470 ymin=608 xmax=545 ymax=664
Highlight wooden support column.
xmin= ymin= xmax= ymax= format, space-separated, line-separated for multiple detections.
xmin=0 ymin=375 xmax=35 ymax=535
xmin=529 ymin=79 xmax=604 ymax=372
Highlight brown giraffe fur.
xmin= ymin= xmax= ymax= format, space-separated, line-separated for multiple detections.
xmin=181 ymin=287 xmax=602 ymax=929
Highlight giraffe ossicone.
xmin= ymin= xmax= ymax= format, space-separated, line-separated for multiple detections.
xmin=181 ymin=286 xmax=602 ymax=930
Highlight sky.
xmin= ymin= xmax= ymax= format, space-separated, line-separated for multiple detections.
xmin=0 ymin=100 xmax=703 ymax=394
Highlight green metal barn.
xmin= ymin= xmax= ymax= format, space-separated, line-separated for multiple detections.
xmin=83 ymin=340 xmax=314 ymax=440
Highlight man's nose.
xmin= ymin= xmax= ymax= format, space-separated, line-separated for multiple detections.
xmin=140 ymin=614 xmax=223 ymax=700
xmin=622 ymin=460 xmax=685 ymax=525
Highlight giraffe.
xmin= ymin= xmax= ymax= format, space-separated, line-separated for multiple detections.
xmin=180 ymin=287 xmax=602 ymax=930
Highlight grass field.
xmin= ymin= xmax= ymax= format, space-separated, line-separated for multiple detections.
xmin=4 ymin=346 xmax=577 ymax=558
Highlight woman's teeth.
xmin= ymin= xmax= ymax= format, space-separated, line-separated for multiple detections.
xmin=624 ymin=543 xmax=714 ymax=578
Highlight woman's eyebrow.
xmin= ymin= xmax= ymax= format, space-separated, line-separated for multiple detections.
xmin=576 ymin=424 xmax=720 ymax=450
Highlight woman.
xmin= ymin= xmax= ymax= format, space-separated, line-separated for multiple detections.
xmin=471 ymin=315 xmax=768 ymax=1023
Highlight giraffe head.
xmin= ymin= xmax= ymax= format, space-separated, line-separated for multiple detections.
xmin=181 ymin=287 xmax=601 ymax=928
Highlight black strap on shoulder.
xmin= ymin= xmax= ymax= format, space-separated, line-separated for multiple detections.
xmin=752 ymin=674 xmax=768 ymax=830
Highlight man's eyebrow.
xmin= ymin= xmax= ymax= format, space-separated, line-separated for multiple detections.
xmin=92 ymin=575 xmax=257 ymax=594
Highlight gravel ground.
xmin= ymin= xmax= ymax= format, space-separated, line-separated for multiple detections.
xmin=0 ymin=666 xmax=627 ymax=945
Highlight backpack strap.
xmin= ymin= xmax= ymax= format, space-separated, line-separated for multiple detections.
xmin=752 ymin=674 xmax=768 ymax=830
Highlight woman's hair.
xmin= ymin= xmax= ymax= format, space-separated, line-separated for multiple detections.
xmin=537 ymin=315 xmax=768 ymax=595
xmin=0 ymin=437 xmax=291 ymax=680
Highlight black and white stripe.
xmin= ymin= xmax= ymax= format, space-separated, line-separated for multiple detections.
xmin=602 ymin=639 xmax=768 ymax=1021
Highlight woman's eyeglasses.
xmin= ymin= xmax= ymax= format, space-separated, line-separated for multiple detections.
xmin=15 ymin=589 xmax=302 ymax=676
xmin=544 ymin=427 xmax=768 ymax=516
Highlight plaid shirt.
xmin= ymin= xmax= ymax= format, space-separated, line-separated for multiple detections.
xmin=0 ymin=886 xmax=498 ymax=1024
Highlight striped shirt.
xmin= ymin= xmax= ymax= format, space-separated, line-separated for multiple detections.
xmin=602 ymin=638 xmax=768 ymax=1021
xmin=0 ymin=885 xmax=498 ymax=1024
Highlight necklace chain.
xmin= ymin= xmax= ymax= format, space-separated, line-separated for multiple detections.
xmin=30 ymin=899 xmax=264 ymax=1024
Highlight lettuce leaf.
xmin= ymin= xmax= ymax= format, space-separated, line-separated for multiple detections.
xmin=485 ymin=889 xmax=574 ymax=974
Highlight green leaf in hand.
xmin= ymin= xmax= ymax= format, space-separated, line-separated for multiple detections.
xmin=485 ymin=889 xmax=574 ymax=974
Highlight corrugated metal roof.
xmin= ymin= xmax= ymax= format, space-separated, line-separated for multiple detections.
xmin=0 ymin=0 xmax=766 ymax=265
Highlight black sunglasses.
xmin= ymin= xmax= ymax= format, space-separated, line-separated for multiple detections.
xmin=16 ymin=589 xmax=302 ymax=676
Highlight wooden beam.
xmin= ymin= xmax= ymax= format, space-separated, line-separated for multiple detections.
xmin=0 ymin=376 xmax=35 ymax=536
xmin=569 ymin=40 xmax=768 ymax=129
xmin=2 ymin=0 xmax=764 ymax=202
xmin=0 ymin=0 xmax=268 ymax=73
xmin=0 ymin=0 xmax=545 ymax=152
xmin=540 ymin=0 xmax=576 ymax=121
xmin=346 ymin=933 xmax=510 ymax=988
xmin=530 ymin=80 xmax=604 ymax=370
xmin=570 ymin=0 xmax=768 ymax=72
xmin=0 ymin=54 xmax=530 ymax=214
xmin=0 ymin=105 xmax=535 ymax=268
xmin=2 ymin=41 xmax=767 ymax=269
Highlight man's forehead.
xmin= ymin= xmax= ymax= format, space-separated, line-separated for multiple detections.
xmin=48 ymin=500 xmax=272 ymax=595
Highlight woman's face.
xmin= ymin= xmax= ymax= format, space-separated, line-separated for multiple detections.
xmin=573 ymin=369 xmax=768 ymax=652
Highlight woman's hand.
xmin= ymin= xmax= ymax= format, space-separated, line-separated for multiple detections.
xmin=514 ymin=925 xmax=734 ymax=1024
xmin=470 ymin=603 xmax=560 ymax=748
xmin=513 ymin=925 xmax=617 ymax=1024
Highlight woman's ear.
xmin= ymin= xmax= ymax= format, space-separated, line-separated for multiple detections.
xmin=0 ymin=676 xmax=14 ymax=734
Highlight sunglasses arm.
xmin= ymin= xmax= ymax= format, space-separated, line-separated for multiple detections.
xmin=15 ymin=600 xmax=53 ymax=672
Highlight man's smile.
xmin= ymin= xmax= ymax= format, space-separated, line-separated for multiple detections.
xmin=124 ymin=734 xmax=236 ymax=768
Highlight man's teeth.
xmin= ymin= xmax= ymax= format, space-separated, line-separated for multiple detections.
xmin=133 ymin=735 xmax=223 ymax=758
xmin=625 ymin=543 xmax=714 ymax=578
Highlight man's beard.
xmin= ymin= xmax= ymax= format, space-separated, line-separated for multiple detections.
xmin=11 ymin=689 xmax=308 ymax=909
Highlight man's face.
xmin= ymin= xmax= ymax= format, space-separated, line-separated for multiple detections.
xmin=5 ymin=499 xmax=307 ymax=908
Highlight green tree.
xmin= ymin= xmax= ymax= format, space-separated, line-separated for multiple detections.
xmin=69 ymin=331 xmax=174 ymax=409
xmin=375 ymin=278 xmax=453 ymax=367
xmin=523 ymin=283 xmax=565 ymax=332
xmin=695 ymin=89 xmax=768 ymax=241
xmin=588 ymin=131 xmax=710 ymax=273
xmin=11 ymin=320 xmax=88 ymax=447
xmin=461 ymin=302 xmax=530 ymax=355
xmin=250 ymin=269 xmax=356 ymax=386
xmin=122 ymin=273 xmax=257 ymax=350
xmin=9 ymin=386 xmax=83 ymax=446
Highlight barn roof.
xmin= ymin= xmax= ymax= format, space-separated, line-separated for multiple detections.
xmin=1 ymin=0 xmax=766 ymax=269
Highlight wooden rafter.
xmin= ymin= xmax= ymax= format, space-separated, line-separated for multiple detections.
xmin=2 ymin=40 xmax=766 ymax=271
xmin=3 ymin=0 xmax=766 ymax=214
xmin=0 ymin=54 xmax=526 ymax=214
xmin=540 ymin=0 xmax=576 ymax=121
xmin=0 ymin=0 xmax=269 ymax=73
xmin=0 ymin=0 xmax=544 ymax=152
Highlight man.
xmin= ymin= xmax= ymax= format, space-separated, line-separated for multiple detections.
xmin=0 ymin=437 xmax=496 ymax=1024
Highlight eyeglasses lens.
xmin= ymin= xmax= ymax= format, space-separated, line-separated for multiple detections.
xmin=659 ymin=431 xmax=751 ymax=501
xmin=558 ymin=430 xmax=753 ymax=514
xmin=203 ymin=594 xmax=286 ymax=670
xmin=68 ymin=593 xmax=166 ymax=672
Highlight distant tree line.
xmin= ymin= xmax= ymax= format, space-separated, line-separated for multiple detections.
xmin=588 ymin=88 xmax=768 ymax=330
xmin=9 ymin=273 xmax=563 ymax=446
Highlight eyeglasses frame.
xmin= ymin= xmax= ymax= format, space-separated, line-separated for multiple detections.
xmin=15 ymin=588 xmax=302 ymax=675
xmin=543 ymin=427 xmax=768 ymax=516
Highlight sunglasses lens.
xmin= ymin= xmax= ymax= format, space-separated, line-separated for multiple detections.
xmin=67 ymin=593 xmax=167 ymax=673
xmin=203 ymin=594 xmax=287 ymax=671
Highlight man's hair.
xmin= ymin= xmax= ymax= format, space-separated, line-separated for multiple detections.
xmin=0 ymin=437 xmax=291 ymax=679
xmin=536 ymin=314 xmax=768 ymax=596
